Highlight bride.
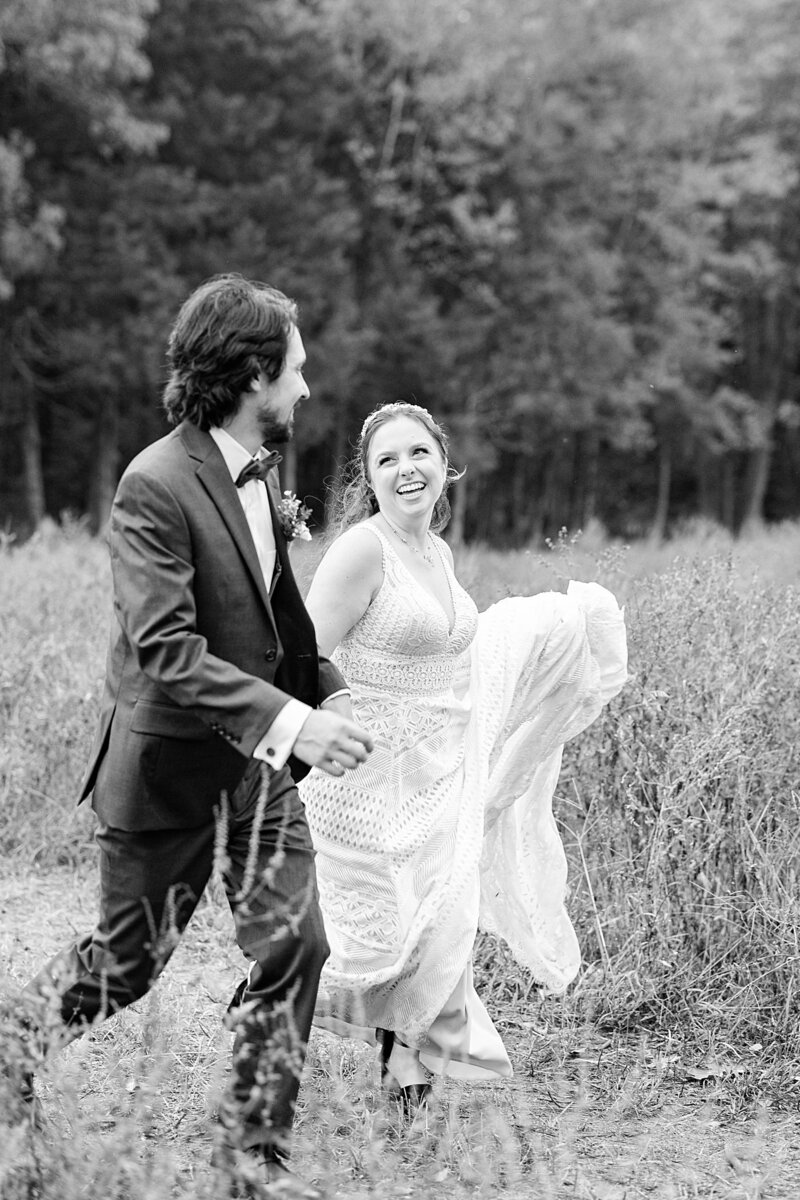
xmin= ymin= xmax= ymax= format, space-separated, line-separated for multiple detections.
xmin=298 ymin=402 xmax=627 ymax=1110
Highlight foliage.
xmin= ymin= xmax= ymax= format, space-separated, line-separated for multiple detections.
xmin=1 ymin=0 xmax=800 ymax=540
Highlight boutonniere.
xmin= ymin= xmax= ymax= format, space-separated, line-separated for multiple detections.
xmin=276 ymin=491 xmax=312 ymax=541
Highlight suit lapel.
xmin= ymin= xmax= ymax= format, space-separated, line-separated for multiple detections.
xmin=266 ymin=473 xmax=287 ymax=599
xmin=266 ymin=472 xmax=310 ymax=613
xmin=179 ymin=422 xmax=276 ymax=620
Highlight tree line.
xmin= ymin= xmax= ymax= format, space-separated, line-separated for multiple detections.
xmin=2 ymin=0 xmax=800 ymax=545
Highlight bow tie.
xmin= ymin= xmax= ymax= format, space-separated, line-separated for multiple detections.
xmin=235 ymin=451 xmax=283 ymax=488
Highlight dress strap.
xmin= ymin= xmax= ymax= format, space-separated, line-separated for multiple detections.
xmin=427 ymin=533 xmax=447 ymax=567
xmin=360 ymin=520 xmax=395 ymax=560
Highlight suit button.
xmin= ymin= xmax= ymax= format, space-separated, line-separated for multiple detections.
xmin=264 ymin=648 xmax=277 ymax=662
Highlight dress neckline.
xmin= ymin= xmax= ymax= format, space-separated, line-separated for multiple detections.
xmin=367 ymin=522 xmax=457 ymax=636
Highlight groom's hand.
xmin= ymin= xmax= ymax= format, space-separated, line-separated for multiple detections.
xmin=319 ymin=693 xmax=355 ymax=722
xmin=293 ymin=710 xmax=374 ymax=776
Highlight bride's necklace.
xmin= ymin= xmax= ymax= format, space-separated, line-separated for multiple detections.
xmin=381 ymin=514 xmax=434 ymax=566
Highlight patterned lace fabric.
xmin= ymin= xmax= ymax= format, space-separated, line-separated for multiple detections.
xmin=299 ymin=525 xmax=628 ymax=1074
xmin=332 ymin=527 xmax=476 ymax=698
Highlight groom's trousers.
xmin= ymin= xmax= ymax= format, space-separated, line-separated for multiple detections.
xmin=23 ymin=761 xmax=329 ymax=1161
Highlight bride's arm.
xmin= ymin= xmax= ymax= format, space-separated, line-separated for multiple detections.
xmin=305 ymin=525 xmax=383 ymax=657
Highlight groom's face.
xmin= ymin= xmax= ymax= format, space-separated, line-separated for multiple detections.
xmin=253 ymin=324 xmax=309 ymax=444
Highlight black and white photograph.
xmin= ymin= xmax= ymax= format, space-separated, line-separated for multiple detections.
xmin=1 ymin=2 xmax=799 ymax=1197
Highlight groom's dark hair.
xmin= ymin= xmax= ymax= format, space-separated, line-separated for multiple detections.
xmin=162 ymin=274 xmax=299 ymax=429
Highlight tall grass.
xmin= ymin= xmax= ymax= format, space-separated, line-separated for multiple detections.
xmin=0 ymin=519 xmax=106 ymax=864
xmin=2 ymin=521 xmax=799 ymax=1020
xmin=2 ymin=517 xmax=799 ymax=1197
xmin=546 ymin=557 xmax=799 ymax=1050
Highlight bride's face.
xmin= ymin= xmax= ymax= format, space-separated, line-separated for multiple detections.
xmin=366 ymin=415 xmax=447 ymax=527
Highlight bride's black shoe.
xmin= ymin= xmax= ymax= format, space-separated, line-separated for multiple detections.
xmin=386 ymin=1079 xmax=432 ymax=1117
xmin=378 ymin=1029 xmax=432 ymax=1117
xmin=378 ymin=1028 xmax=395 ymax=1081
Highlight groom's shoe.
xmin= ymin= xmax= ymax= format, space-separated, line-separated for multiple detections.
xmin=19 ymin=1069 xmax=47 ymax=1130
xmin=213 ymin=1145 xmax=326 ymax=1200
xmin=5 ymin=1065 xmax=47 ymax=1131
xmin=258 ymin=1160 xmax=326 ymax=1199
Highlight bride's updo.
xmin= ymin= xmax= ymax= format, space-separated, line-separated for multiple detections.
xmin=330 ymin=402 xmax=460 ymax=534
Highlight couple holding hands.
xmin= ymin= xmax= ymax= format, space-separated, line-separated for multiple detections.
xmin=16 ymin=275 xmax=627 ymax=1199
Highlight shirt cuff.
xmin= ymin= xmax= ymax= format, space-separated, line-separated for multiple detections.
xmin=320 ymin=688 xmax=351 ymax=706
xmin=253 ymin=699 xmax=312 ymax=769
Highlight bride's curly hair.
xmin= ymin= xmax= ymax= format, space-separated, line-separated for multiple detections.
xmin=329 ymin=402 xmax=463 ymax=535
xmin=162 ymin=274 xmax=298 ymax=429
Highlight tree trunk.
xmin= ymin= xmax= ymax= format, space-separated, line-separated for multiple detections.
xmin=20 ymin=380 xmax=46 ymax=531
xmin=512 ymin=459 xmax=531 ymax=546
xmin=474 ymin=477 xmax=492 ymax=541
xmin=580 ymin=429 xmax=599 ymax=529
xmin=553 ymin=441 xmax=573 ymax=538
xmin=538 ymin=444 xmax=558 ymax=541
xmin=720 ymin=456 xmax=736 ymax=530
xmin=738 ymin=441 xmax=772 ymax=532
xmin=527 ymin=505 xmax=546 ymax=546
xmin=649 ymin=439 xmax=671 ymax=543
xmin=567 ymin=432 xmax=584 ymax=532
xmin=695 ymin=448 xmax=717 ymax=521
xmin=739 ymin=286 xmax=791 ymax=530
xmin=89 ymin=393 xmax=120 ymax=534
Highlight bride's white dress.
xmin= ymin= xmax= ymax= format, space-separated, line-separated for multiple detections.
xmin=299 ymin=525 xmax=627 ymax=1078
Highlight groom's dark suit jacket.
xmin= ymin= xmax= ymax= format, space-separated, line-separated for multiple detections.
xmin=80 ymin=420 xmax=344 ymax=832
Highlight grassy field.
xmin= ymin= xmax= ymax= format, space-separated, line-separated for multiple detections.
xmin=1 ymin=517 xmax=799 ymax=1198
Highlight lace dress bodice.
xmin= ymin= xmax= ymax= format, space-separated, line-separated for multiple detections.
xmin=332 ymin=525 xmax=477 ymax=697
xmin=306 ymin=526 xmax=478 ymax=858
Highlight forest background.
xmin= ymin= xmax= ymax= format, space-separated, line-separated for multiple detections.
xmin=2 ymin=0 xmax=800 ymax=544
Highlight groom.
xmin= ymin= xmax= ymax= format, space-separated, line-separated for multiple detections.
xmin=22 ymin=275 xmax=373 ymax=1198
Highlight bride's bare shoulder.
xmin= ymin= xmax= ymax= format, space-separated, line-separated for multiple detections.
xmin=332 ymin=520 xmax=383 ymax=553
xmin=319 ymin=521 xmax=383 ymax=578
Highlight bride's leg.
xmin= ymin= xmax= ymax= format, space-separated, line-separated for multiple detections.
xmin=378 ymin=1028 xmax=395 ymax=1078
xmin=385 ymin=1033 xmax=431 ymax=1088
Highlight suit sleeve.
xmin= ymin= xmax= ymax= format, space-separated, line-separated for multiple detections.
xmin=317 ymin=656 xmax=347 ymax=704
xmin=109 ymin=466 xmax=300 ymax=758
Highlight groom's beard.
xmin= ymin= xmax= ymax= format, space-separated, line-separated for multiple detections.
xmin=258 ymin=410 xmax=294 ymax=445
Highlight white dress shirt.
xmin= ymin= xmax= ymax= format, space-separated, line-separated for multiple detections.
xmin=209 ymin=426 xmax=310 ymax=768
